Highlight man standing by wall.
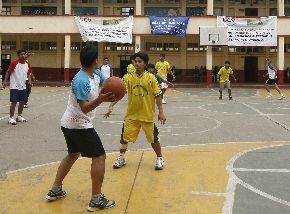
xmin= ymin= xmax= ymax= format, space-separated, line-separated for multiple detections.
xmin=99 ymin=57 xmax=113 ymax=79
xmin=3 ymin=49 xmax=32 ymax=125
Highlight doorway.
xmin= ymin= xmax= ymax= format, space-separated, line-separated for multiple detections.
xmin=244 ymin=56 xmax=258 ymax=82
xmin=1 ymin=54 xmax=11 ymax=79
xmin=119 ymin=55 xmax=132 ymax=78
xmin=245 ymin=8 xmax=258 ymax=16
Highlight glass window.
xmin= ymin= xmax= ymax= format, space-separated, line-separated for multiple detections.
xmin=1 ymin=7 xmax=12 ymax=15
xmin=121 ymin=7 xmax=134 ymax=15
xmin=22 ymin=7 xmax=57 ymax=15
xmin=40 ymin=42 xmax=57 ymax=51
xmin=23 ymin=41 xmax=40 ymax=51
xmin=146 ymin=0 xmax=180 ymax=3
xmin=186 ymin=7 xmax=206 ymax=16
xmin=1 ymin=41 xmax=17 ymax=50
xmin=144 ymin=7 xmax=181 ymax=16
xmin=72 ymin=7 xmax=98 ymax=15
xmin=105 ymin=42 xmax=134 ymax=51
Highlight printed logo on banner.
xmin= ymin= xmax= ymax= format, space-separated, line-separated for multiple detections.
xmin=150 ymin=16 xmax=190 ymax=37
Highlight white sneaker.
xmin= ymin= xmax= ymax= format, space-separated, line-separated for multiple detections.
xmin=16 ymin=115 xmax=27 ymax=122
xmin=113 ymin=156 xmax=126 ymax=169
xmin=162 ymin=99 xmax=166 ymax=104
xmin=8 ymin=117 xmax=17 ymax=125
xmin=278 ymin=94 xmax=285 ymax=100
xmin=155 ymin=157 xmax=164 ymax=170
xmin=266 ymin=94 xmax=273 ymax=99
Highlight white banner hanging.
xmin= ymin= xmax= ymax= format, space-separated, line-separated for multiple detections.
xmin=217 ymin=16 xmax=277 ymax=46
xmin=74 ymin=16 xmax=133 ymax=43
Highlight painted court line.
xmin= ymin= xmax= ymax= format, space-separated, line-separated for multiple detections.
xmin=233 ymin=168 xmax=290 ymax=173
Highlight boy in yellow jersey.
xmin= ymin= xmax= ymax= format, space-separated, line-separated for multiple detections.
xmin=155 ymin=53 xmax=172 ymax=104
xmin=105 ymin=52 xmax=166 ymax=170
xmin=217 ymin=60 xmax=236 ymax=100
xmin=126 ymin=55 xmax=136 ymax=74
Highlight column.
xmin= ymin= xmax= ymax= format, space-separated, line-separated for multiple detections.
xmin=136 ymin=0 xmax=142 ymax=15
xmin=180 ymin=0 xmax=186 ymax=16
xmin=98 ymin=0 xmax=103 ymax=15
xmin=56 ymin=36 xmax=62 ymax=69
xmin=278 ymin=36 xmax=285 ymax=85
xmin=64 ymin=0 xmax=71 ymax=15
xmin=135 ymin=35 xmax=141 ymax=53
xmin=207 ymin=0 xmax=214 ymax=16
xmin=0 ymin=0 xmax=2 ymax=14
xmin=206 ymin=46 xmax=213 ymax=85
xmin=278 ymin=0 xmax=284 ymax=16
xmin=64 ymin=35 xmax=71 ymax=82
xmin=16 ymin=0 xmax=21 ymax=15
xmin=57 ymin=0 xmax=62 ymax=15
xmin=0 ymin=35 xmax=2 ymax=66
xmin=180 ymin=38 xmax=187 ymax=82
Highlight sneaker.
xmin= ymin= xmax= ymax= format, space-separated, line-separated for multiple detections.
xmin=45 ymin=187 xmax=66 ymax=201
xmin=87 ymin=194 xmax=115 ymax=211
xmin=266 ymin=94 xmax=273 ymax=99
xmin=8 ymin=117 xmax=17 ymax=125
xmin=24 ymin=104 xmax=28 ymax=108
xmin=16 ymin=115 xmax=27 ymax=122
xmin=229 ymin=96 xmax=233 ymax=100
xmin=278 ymin=95 xmax=285 ymax=100
xmin=113 ymin=156 xmax=126 ymax=169
xmin=219 ymin=96 xmax=222 ymax=100
xmin=162 ymin=99 xmax=167 ymax=104
xmin=155 ymin=157 xmax=164 ymax=170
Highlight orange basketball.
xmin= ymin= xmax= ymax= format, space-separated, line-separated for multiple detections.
xmin=102 ymin=76 xmax=126 ymax=101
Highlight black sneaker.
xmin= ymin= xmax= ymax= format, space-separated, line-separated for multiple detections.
xmin=219 ymin=96 xmax=222 ymax=100
xmin=229 ymin=96 xmax=233 ymax=100
xmin=45 ymin=187 xmax=66 ymax=201
xmin=87 ymin=194 xmax=115 ymax=211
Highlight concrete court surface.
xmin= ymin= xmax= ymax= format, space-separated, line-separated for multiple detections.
xmin=1 ymin=86 xmax=290 ymax=213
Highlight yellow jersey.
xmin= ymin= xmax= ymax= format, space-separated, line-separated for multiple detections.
xmin=127 ymin=63 xmax=135 ymax=74
xmin=155 ymin=60 xmax=171 ymax=79
xmin=218 ymin=66 xmax=233 ymax=83
xmin=123 ymin=71 xmax=162 ymax=122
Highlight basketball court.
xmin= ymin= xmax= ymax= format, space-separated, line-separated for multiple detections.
xmin=1 ymin=86 xmax=290 ymax=213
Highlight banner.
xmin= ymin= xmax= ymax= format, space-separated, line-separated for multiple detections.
xmin=150 ymin=16 xmax=189 ymax=37
xmin=217 ymin=16 xmax=277 ymax=46
xmin=74 ymin=16 xmax=133 ymax=43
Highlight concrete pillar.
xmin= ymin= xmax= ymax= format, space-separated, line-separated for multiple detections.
xmin=64 ymin=35 xmax=71 ymax=82
xmin=65 ymin=0 xmax=71 ymax=15
xmin=180 ymin=0 xmax=186 ymax=16
xmin=57 ymin=0 xmax=62 ymax=15
xmin=278 ymin=36 xmax=285 ymax=85
xmin=207 ymin=0 xmax=214 ymax=16
xmin=56 ymin=36 xmax=63 ymax=69
xmin=98 ymin=0 xmax=104 ymax=15
xmin=136 ymin=0 xmax=142 ymax=15
xmin=278 ymin=0 xmax=284 ymax=16
xmin=180 ymin=38 xmax=187 ymax=82
xmin=16 ymin=0 xmax=21 ymax=15
xmin=135 ymin=35 xmax=141 ymax=53
xmin=0 ymin=0 xmax=2 ymax=14
xmin=206 ymin=46 xmax=213 ymax=85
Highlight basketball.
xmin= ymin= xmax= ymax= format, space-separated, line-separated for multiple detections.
xmin=102 ymin=76 xmax=126 ymax=101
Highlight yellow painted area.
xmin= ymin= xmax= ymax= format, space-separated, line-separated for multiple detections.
xmin=258 ymin=88 xmax=290 ymax=98
xmin=164 ymin=88 xmax=188 ymax=97
xmin=0 ymin=142 xmax=289 ymax=214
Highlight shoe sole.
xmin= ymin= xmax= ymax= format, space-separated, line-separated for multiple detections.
xmin=16 ymin=119 xmax=27 ymax=122
xmin=45 ymin=194 xmax=66 ymax=202
xmin=87 ymin=203 xmax=115 ymax=212
xmin=155 ymin=166 xmax=164 ymax=170
xmin=113 ymin=163 xmax=126 ymax=169
xmin=8 ymin=122 xmax=16 ymax=125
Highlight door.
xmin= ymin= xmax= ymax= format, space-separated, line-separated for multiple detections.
xmin=1 ymin=54 xmax=11 ymax=79
xmin=244 ymin=56 xmax=258 ymax=82
xmin=245 ymin=8 xmax=258 ymax=16
xmin=119 ymin=55 xmax=132 ymax=78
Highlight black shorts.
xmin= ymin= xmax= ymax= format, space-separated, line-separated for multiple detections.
xmin=265 ymin=79 xmax=277 ymax=85
xmin=61 ymin=127 xmax=105 ymax=157
xmin=10 ymin=89 xmax=27 ymax=102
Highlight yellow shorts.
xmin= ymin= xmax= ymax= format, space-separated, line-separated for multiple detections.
xmin=121 ymin=119 xmax=160 ymax=144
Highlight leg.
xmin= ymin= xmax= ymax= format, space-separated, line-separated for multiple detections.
xmin=228 ymin=88 xmax=232 ymax=97
xmin=91 ymin=154 xmax=106 ymax=196
xmin=18 ymin=101 xmax=24 ymax=115
xmin=273 ymin=84 xmax=282 ymax=95
xmin=264 ymin=83 xmax=271 ymax=93
xmin=52 ymin=153 xmax=80 ymax=187
xmin=10 ymin=102 xmax=17 ymax=118
xmin=151 ymin=142 xmax=162 ymax=157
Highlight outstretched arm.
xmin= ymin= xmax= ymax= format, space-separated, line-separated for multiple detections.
xmin=104 ymin=100 xmax=118 ymax=118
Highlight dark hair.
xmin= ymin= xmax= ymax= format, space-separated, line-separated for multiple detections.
xmin=225 ymin=60 xmax=230 ymax=64
xmin=17 ymin=49 xmax=27 ymax=55
xmin=160 ymin=53 xmax=165 ymax=57
xmin=147 ymin=64 xmax=155 ymax=69
xmin=104 ymin=57 xmax=109 ymax=60
xmin=134 ymin=51 xmax=149 ymax=65
xmin=80 ymin=46 xmax=98 ymax=68
xmin=266 ymin=58 xmax=271 ymax=62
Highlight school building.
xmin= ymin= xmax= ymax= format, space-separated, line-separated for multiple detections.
xmin=0 ymin=0 xmax=290 ymax=84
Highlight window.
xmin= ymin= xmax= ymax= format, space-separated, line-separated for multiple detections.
xmin=146 ymin=0 xmax=180 ymax=3
xmin=23 ymin=41 xmax=40 ymax=51
xmin=187 ymin=43 xmax=205 ymax=52
xmin=186 ymin=7 xmax=206 ymax=16
xmin=72 ymin=0 xmax=98 ymax=3
xmin=121 ymin=7 xmax=134 ymax=15
xmin=269 ymin=46 xmax=277 ymax=53
xmin=1 ymin=7 xmax=12 ymax=15
xmin=104 ymin=0 xmax=135 ymax=3
xmin=22 ymin=7 xmax=57 ymax=15
xmin=105 ymin=42 xmax=134 ymax=51
xmin=22 ymin=0 xmax=57 ymax=3
xmin=1 ymin=41 xmax=16 ymax=50
xmin=144 ymin=7 xmax=181 ymax=16
xmin=40 ymin=42 xmax=57 ymax=51
xmin=2 ymin=0 xmax=17 ymax=3
xmin=72 ymin=7 xmax=98 ymax=15
xmin=146 ymin=42 xmax=180 ymax=52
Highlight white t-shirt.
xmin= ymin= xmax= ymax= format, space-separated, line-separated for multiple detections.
xmin=267 ymin=63 xmax=276 ymax=79
xmin=100 ymin=64 xmax=111 ymax=79
xmin=7 ymin=60 xmax=32 ymax=90
xmin=61 ymin=69 xmax=106 ymax=129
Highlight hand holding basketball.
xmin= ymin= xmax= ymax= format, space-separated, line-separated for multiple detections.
xmin=102 ymin=76 xmax=126 ymax=101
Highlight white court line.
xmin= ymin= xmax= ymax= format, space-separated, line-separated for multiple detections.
xmin=222 ymin=144 xmax=290 ymax=214
xmin=191 ymin=191 xmax=226 ymax=197
xmin=234 ymin=168 xmax=290 ymax=173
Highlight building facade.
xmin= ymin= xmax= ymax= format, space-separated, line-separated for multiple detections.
xmin=1 ymin=0 xmax=290 ymax=84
